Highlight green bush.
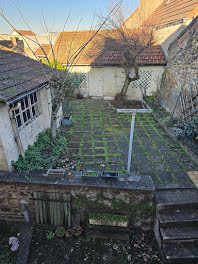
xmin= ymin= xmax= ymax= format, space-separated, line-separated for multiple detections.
xmin=11 ymin=129 xmax=67 ymax=172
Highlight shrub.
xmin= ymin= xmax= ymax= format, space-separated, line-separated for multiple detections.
xmin=11 ymin=129 xmax=67 ymax=172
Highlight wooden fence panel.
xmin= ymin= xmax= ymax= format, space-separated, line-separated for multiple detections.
xmin=33 ymin=192 xmax=71 ymax=226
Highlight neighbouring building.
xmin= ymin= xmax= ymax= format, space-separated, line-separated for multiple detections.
xmin=160 ymin=15 xmax=198 ymax=118
xmin=35 ymin=44 xmax=52 ymax=60
xmin=124 ymin=0 xmax=198 ymax=57
xmin=48 ymin=30 xmax=166 ymax=100
xmin=10 ymin=30 xmax=59 ymax=58
xmin=0 ymin=48 xmax=62 ymax=171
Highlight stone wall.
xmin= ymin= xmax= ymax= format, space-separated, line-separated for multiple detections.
xmin=160 ymin=16 xmax=198 ymax=116
xmin=0 ymin=173 xmax=154 ymax=228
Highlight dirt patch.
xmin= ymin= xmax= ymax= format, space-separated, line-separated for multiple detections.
xmin=28 ymin=226 xmax=162 ymax=264
xmin=109 ymin=100 xmax=144 ymax=109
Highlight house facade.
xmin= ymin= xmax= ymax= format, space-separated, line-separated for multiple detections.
xmin=0 ymin=48 xmax=62 ymax=171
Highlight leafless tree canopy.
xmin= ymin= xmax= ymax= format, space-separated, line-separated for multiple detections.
xmin=98 ymin=9 xmax=155 ymax=97
xmin=0 ymin=1 xmax=122 ymax=138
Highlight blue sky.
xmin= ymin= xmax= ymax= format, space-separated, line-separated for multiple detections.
xmin=0 ymin=0 xmax=139 ymax=34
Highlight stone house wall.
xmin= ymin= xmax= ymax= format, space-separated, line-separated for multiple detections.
xmin=71 ymin=65 xmax=165 ymax=101
xmin=0 ymin=86 xmax=63 ymax=171
xmin=160 ymin=16 xmax=198 ymax=116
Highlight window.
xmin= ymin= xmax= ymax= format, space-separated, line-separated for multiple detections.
xmin=11 ymin=92 xmax=39 ymax=128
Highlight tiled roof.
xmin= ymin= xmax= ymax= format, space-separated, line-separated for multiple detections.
xmin=35 ymin=44 xmax=52 ymax=56
xmin=144 ymin=0 xmax=198 ymax=27
xmin=51 ymin=30 xmax=166 ymax=66
xmin=0 ymin=49 xmax=53 ymax=103
xmin=11 ymin=30 xmax=36 ymax=36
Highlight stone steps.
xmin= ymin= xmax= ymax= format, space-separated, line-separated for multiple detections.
xmin=154 ymin=188 xmax=198 ymax=264
xmin=163 ymin=241 xmax=198 ymax=264
xmin=160 ymin=226 xmax=198 ymax=241
xmin=158 ymin=208 xmax=198 ymax=227
xmin=155 ymin=189 xmax=198 ymax=211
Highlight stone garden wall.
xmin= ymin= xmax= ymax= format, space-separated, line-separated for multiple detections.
xmin=160 ymin=16 xmax=198 ymax=117
xmin=0 ymin=172 xmax=154 ymax=228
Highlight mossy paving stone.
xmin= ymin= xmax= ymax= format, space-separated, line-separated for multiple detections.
xmin=138 ymin=163 xmax=154 ymax=174
xmin=165 ymin=162 xmax=183 ymax=171
xmin=152 ymin=163 xmax=169 ymax=172
xmin=94 ymin=156 xmax=106 ymax=163
xmin=58 ymin=99 xmax=198 ymax=187
xmin=107 ymin=148 xmax=119 ymax=154
xmin=108 ymin=156 xmax=121 ymax=163
xmin=173 ymin=171 xmax=194 ymax=181
xmin=80 ymin=156 xmax=94 ymax=163
xmin=94 ymin=148 xmax=105 ymax=155
xmin=82 ymin=149 xmax=93 ymax=155
xmin=93 ymin=136 xmax=103 ymax=141
xmin=157 ymin=172 xmax=174 ymax=184
xmin=94 ymin=142 xmax=105 ymax=148
xmin=108 ymin=163 xmax=124 ymax=171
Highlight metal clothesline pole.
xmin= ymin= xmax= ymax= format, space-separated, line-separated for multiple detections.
xmin=127 ymin=113 xmax=136 ymax=174
xmin=117 ymin=108 xmax=152 ymax=174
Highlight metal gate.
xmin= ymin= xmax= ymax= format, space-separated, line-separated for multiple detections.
xmin=33 ymin=192 xmax=71 ymax=227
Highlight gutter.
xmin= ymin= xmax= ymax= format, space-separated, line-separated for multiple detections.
xmin=6 ymin=82 xmax=49 ymax=105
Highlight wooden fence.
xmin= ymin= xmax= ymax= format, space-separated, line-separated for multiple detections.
xmin=33 ymin=192 xmax=71 ymax=226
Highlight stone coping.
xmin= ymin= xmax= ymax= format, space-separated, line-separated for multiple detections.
xmin=0 ymin=170 xmax=155 ymax=191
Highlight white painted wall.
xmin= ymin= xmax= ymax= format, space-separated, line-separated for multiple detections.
xmin=0 ymin=86 xmax=62 ymax=171
xmin=71 ymin=65 xmax=165 ymax=100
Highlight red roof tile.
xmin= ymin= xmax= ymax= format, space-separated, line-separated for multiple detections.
xmin=35 ymin=44 xmax=51 ymax=56
xmin=11 ymin=30 xmax=36 ymax=36
xmin=51 ymin=30 xmax=166 ymax=66
xmin=144 ymin=0 xmax=198 ymax=27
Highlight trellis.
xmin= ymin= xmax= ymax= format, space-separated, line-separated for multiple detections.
xmin=172 ymin=81 xmax=198 ymax=121
xmin=130 ymin=70 xmax=152 ymax=95
xmin=79 ymin=73 xmax=88 ymax=94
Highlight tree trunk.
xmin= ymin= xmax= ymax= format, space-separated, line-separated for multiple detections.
xmin=121 ymin=60 xmax=139 ymax=96
xmin=121 ymin=66 xmax=132 ymax=95
xmin=50 ymin=102 xmax=60 ymax=139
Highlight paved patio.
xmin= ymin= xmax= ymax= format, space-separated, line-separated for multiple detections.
xmin=61 ymin=99 xmax=197 ymax=189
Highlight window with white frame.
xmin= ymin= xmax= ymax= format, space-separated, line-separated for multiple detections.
xmin=11 ymin=91 xmax=39 ymax=128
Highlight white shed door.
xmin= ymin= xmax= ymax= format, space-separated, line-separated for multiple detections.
xmin=89 ymin=68 xmax=103 ymax=97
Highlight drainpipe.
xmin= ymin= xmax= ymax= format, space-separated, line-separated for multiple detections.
xmin=8 ymin=108 xmax=25 ymax=157
xmin=19 ymin=200 xmax=30 ymax=223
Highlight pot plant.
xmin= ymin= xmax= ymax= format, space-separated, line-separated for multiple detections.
xmin=55 ymin=226 xmax=65 ymax=238
xmin=62 ymin=99 xmax=73 ymax=126
xmin=101 ymin=171 xmax=119 ymax=181
xmin=65 ymin=229 xmax=73 ymax=238
xmin=72 ymin=226 xmax=83 ymax=237
xmin=81 ymin=170 xmax=99 ymax=180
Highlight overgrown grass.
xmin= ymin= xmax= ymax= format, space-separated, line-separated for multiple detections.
xmin=12 ymin=129 xmax=67 ymax=172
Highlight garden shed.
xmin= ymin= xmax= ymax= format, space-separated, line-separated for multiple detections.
xmin=0 ymin=48 xmax=62 ymax=171
xmin=50 ymin=30 xmax=166 ymax=100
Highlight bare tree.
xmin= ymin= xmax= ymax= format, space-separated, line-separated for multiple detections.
xmin=0 ymin=1 xmax=122 ymax=138
xmin=98 ymin=9 xmax=155 ymax=99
